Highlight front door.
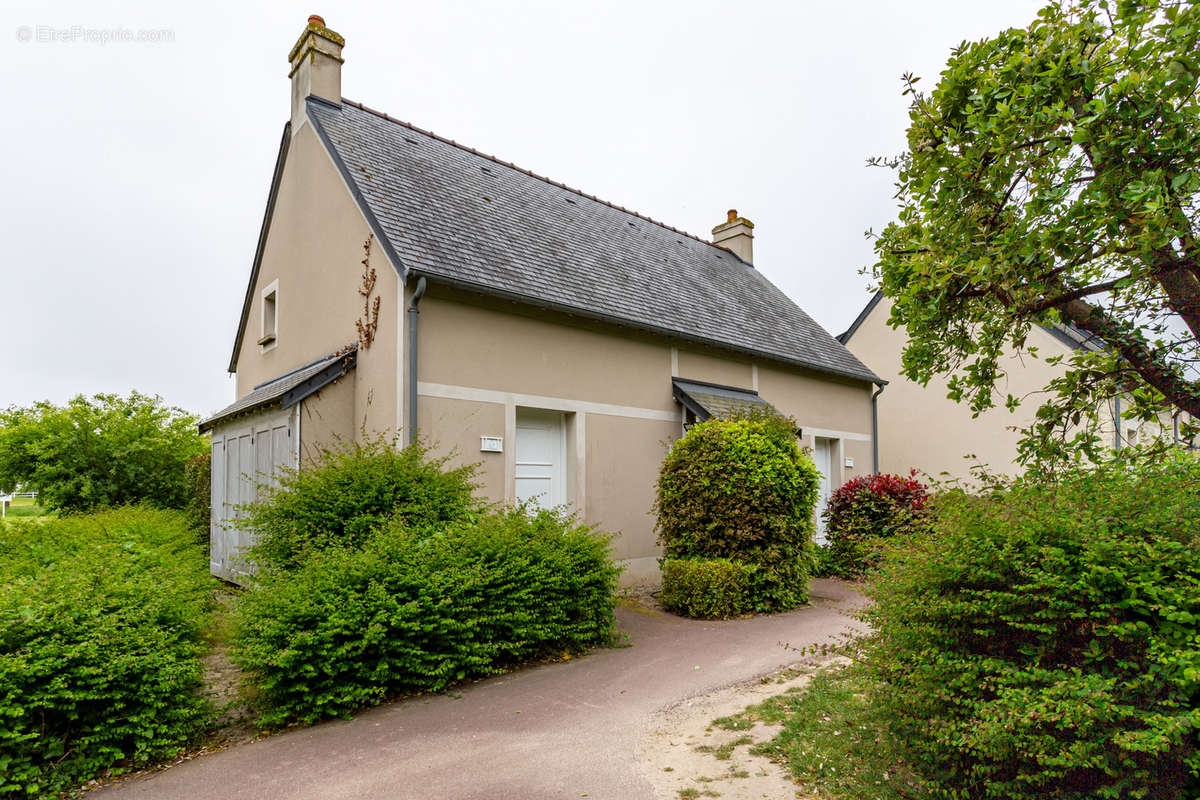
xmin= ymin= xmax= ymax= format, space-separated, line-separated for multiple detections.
xmin=515 ymin=409 xmax=566 ymax=510
xmin=813 ymin=437 xmax=833 ymax=544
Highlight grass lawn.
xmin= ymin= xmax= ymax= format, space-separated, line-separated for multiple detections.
xmin=4 ymin=495 xmax=53 ymax=518
xmin=712 ymin=664 xmax=921 ymax=799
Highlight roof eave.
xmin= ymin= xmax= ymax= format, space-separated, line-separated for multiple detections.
xmin=228 ymin=123 xmax=292 ymax=375
xmin=201 ymin=348 xmax=357 ymax=433
xmin=306 ymin=96 xmax=409 ymax=282
xmin=837 ymin=290 xmax=884 ymax=345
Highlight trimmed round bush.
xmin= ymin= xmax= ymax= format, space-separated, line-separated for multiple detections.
xmin=0 ymin=508 xmax=214 ymax=798
xmin=822 ymin=470 xmax=928 ymax=577
xmin=244 ymin=436 xmax=481 ymax=571
xmin=860 ymin=459 xmax=1200 ymax=799
xmin=232 ymin=508 xmax=621 ymax=726
xmin=660 ymin=558 xmax=752 ymax=619
xmin=654 ymin=413 xmax=819 ymax=613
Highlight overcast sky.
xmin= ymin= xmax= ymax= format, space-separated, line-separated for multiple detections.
xmin=3 ymin=0 xmax=1046 ymax=416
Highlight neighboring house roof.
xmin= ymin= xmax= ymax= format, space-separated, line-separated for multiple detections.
xmin=836 ymin=291 xmax=884 ymax=344
xmin=275 ymin=96 xmax=879 ymax=385
xmin=201 ymin=345 xmax=356 ymax=432
xmin=838 ymin=290 xmax=1107 ymax=353
xmin=672 ymin=377 xmax=776 ymax=421
xmin=1042 ymin=320 xmax=1106 ymax=352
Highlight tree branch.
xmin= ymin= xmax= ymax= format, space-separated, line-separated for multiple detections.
xmin=1058 ymin=295 xmax=1200 ymax=417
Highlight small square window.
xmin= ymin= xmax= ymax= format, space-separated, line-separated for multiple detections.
xmin=259 ymin=281 xmax=278 ymax=348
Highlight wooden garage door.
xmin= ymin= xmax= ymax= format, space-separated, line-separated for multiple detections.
xmin=209 ymin=406 xmax=297 ymax=582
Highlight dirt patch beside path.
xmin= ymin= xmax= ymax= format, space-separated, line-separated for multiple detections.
xmin=638 ymin=657 xmax=850 ymax=800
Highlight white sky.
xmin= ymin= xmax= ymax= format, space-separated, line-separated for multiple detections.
xmin=2 ymin=0 xmax=1045 ymax=416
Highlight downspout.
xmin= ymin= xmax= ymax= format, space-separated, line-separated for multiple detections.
xmin=871 ymin=382 xmax=886 ymax=473
xmin=406 ymin=276 xmax=427 ymax=446
xmin=1114 ymin=395 xmax=1122 ymax=451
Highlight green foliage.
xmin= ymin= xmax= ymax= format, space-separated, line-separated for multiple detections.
xmin=660 ymin=558 xmax=752 ymax=619
xmin=871 ymin=0 xmax=1200 ymax=465
xmin=0 ymin=508 xmax=214 ymax=798
xmin=726 ymin=666 xmax=917 ymax=799
xmin=810 ymin=544 xmax=838 ymax=578
xmin=244 ymin=436 xmax=481 ymax=571
xmin=859 ymin=458 xmax=1200 ymax=799
xmin=183 ymin=451 xmax=211 ymax=538
xmin=0 ymin=392 xmax=206 ymax=513
xmin=823 ymin=471 xmax=929 ymax=578
xmin=232 ymin=508 xmax=621 ymax=726
xmin=654 ymin=414 xmax=819 ymax=613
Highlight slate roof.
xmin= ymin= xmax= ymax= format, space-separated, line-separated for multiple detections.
xmin=1044 ymin=321 xmax=1106 ymax=352
xmin=201 ymin=345 xmax=356 ymax=432
xmin=672 ymin=378 xmax=776 ymax=421
xmin=304 ymin=97 xmax=879 ymax=385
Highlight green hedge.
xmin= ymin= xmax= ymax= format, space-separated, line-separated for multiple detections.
xmin=232 ymin=508 xmax=621 ymax=726
xmin=660 ymin=558 xmax=752 ymax=619
xmin=244 ymin=436 xmax=481 ymax=571
xmin=655 ymin=413 xmax=819 ymax=613
xmin=861 ymin=458 xmax=1200 ymax=799
xmin=0 ymin=508 xmax=214 ymax=798
xmin=183 ymin=451 xmax=211 ymax=538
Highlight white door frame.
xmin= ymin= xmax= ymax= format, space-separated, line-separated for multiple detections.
xmin=813 ymin=436 xmax=835 ymax=544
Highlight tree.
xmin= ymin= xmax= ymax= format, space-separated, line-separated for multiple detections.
xmin=0 ymin=392 xmax=207 ymax=513
xmin=871 ymin=0 xmax=1200 ymax=464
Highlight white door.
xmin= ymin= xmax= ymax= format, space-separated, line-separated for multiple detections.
xmin=515 ymin=409 xmax=565 ymax=510
xmin=813 ymin=437 xmax=833 ymax=544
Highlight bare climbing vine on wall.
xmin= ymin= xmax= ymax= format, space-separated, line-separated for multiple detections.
xmin=356 ymin=234 xmax=381 ymax=349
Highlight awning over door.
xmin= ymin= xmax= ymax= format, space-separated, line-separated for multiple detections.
xmin=671 ymin=377 xmax=778 ymax=422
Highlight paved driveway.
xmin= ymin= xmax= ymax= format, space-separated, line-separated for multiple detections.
xmin=97 ymin=579 xmax=865 ymax=800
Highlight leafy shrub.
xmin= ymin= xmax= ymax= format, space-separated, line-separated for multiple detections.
xmin=860 ymin=458 xmax=1200 ymax=800
xmin=183 ymin=451 xmax=211 ymax=538
xmin=0 ymin=392 xmax=207 ymax=513
xmin=810 ymin=543 xmax=837 ymax=578
xmin=654 ymin=413 xmax=819 ymax=613
xmin=822 ymin=471 xmax=929 ymax=577
xmin=232 ymin=508 xmax=621 ymax=726
xmin=244 ymin=436 xmax=481 ymax=571
xmin=0 ymin=508 xmax=214 ymax=798
xmin=660 ymin=558 xmax=752 ymax=619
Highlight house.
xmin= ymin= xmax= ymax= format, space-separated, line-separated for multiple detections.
xmin=839 ymin=290 xmax=1193 ymax=482
xmin=200 ymin=16 xmax=882 ymax=583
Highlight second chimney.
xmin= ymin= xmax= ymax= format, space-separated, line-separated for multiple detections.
xmin=712 ymin=209 xmax=754 ymax=264
xmin=288 ymin=15 xmax=344 ymax=133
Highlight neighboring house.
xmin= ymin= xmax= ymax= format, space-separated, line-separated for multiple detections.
xmin=200 ymin=16 xmax=882 ymax=582
xmin=840 ymin=291 xmax=1193 ymax=482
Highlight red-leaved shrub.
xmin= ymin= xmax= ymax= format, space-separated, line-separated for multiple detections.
xmin=822 ymin=471 xmax=928 ymax=577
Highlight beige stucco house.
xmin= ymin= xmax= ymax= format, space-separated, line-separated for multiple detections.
xmin=840 ymin=291 xmax=1193 ymax=482
xmin=200 ymin=17 xmax=882 ymax=583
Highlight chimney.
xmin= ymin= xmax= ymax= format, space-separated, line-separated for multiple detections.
xmin=288 ymin=15 xmax=344 ymax=133
xmin=712 ymin=209 xmax=754 ymax=264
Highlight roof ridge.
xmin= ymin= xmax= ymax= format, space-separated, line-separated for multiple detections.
xmin=338 ymin=97 xmax=722 ymax=252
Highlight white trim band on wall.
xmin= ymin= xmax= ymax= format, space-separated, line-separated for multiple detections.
xmin=417 ymin=381 xmax=873 ymax=442
xmin=803 ymin=427 xmax=872 ymax=442
xmin=418 ymin=382 xmax=682 ymax=423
